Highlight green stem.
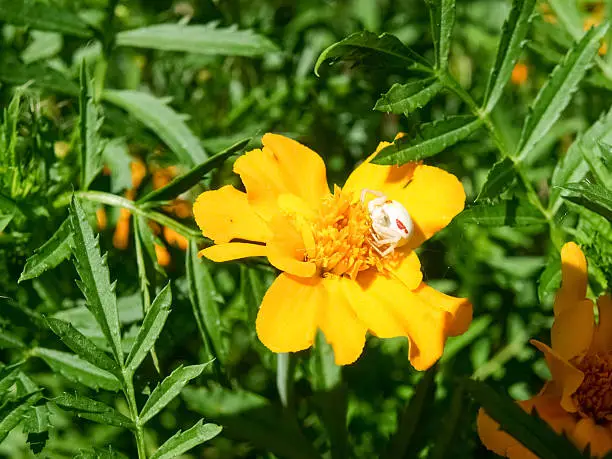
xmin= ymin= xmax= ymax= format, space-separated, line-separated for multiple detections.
xmin=124 ymin=373 xmax=147 ymax=459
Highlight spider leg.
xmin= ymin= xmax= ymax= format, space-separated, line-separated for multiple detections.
xmin=360 ymin=188 xmax=386 ymax=203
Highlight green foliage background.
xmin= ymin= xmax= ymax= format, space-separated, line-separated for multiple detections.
xmin=0 ymin=0 xmax=611 ymax=458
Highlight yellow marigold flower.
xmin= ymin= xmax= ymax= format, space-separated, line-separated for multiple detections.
xmin=478 ymin=242 xmax=612 ymax=458
xmin=511 ymin=63 xmax=528 ymax=85
xmin=155 ymin=243 xmax=172 ymax=267
xmin=96 ymin=207 xmax=108 ymax=231
xmin=193 ymin=133 xmax=472 ymax=368
xmin=163 ymin=226 xmax=189 ymax=251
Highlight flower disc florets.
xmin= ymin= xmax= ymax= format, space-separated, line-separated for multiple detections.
xmin=573 ymin=351 xmax=612 ymax=422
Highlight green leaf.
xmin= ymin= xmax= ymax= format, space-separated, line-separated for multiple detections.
xmin=0 ymin=0 xmax=92 ymax=37
xmin=465 ymin=379 xmax=584 ymax=459
xmin=0 ymin=194 xmax=17 ymax=232
xmin=477 ymin=157 xmax=517 ymax=200
xmin=186 ymin=241 xmax=225 ymax=366
xmin=125 ymin=283 xmax=172 ymax=374
xmin=32 ymin=347 xmax=121 ymax=391
xmin=516 ymin=23 xmax=609 ymax=160
xmin=583 ymin=142 xmax=612 ymax=188
xmin=425 ymin=0 xmax=455 ymax=69
xmin=386 ymin=367 xmax=437 ymax=458
xmin=373 ymin=78 xmax=443 ymax=115
xmin=0 ymin=362 xmax=23 ymax=393
xmin=458 ymin=198 xmax=547 ymax=227
xmin=0 ymin=55 xmax=79 ymax=96
xmin=183 ymin=386 xmax=319 ymax=459
xmin=315 ymin=31 xmax=432 ymax=76
xmin=550 ymin=107 xmax=612 ymax=213
xmin=74 ymin=447 xmax=128 ymax=459
xmin=45 ymin=317 xmax=120 ymax=377
xmin=0 ymin=392 xmax=42 ymax=443
xmin=0 ymin=329 xmax=25 ymax=349
xmin=23 ymin=405 xmax=50 ymax=454
xmin=21 ymin=31 xmax=63 ymax=64
xmin=538 ymin=250 xmax=561 ymax=304
xmin=116 ymin=23 xmax=278 ymax=57
xmin=103 ymin=90 xmax=207 ymax=166
xmin=70 ymin=197 xmax=123 ymax=365
xmin=54 ymin=393 xmax=134 ymax=430
xmin=482 ymin=0 xmax=537 ymax=112
xmin=547 ymin=0 xmax=584 ymax=39
xmin=79 ymin=63 xmax=104 ymax=191
xmin=150 ymin=420 xmax=222 ymax=459
xmin=19 ymin=218 xmax=73 ymax=282
xmin=138 ymin=138 xmax=249 ymax=204
xmin=102 ymin=138 xmax=133 ymax=194
xmin=139 ymin=364 xmax=209 ymax=425
xmin=559 ymin=183 xmax=612 ymax=221
xmin=372 ymin=116 xmax=482 ymax=165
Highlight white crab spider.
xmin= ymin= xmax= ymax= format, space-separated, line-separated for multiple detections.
xmin=361 ymin=189 xmax=413 ymax=257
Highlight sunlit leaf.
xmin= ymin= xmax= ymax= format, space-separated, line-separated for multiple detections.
xmin=425 ymin=0 xmax=455 ymax=69
xmin=477 ymin=157 xmax=516 ymax=200
xmin=559 ymin=183 xmax=612 ymax=221
xmin=0 ymin=392 xmax=42 ymax=443
xmin=150 ymin=420 xmax=222 ymax=459
xmin=458 ymin=198 xmax=546 ymax=227
xmin=374 ymin=78 xmax=443 ymax=115
xmin=54 ymin=393 xmax=134 ymax=430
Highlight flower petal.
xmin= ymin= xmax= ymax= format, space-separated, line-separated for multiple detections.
xmin=477 ymin=407 xmax=539 ymax=459
xmin=255 ymin=273 xmax=323 ymax=353
xmin=592 ymin=294 xmax=612 ymax=353
xmin=358 ymin=271 xmax=448 ymax=370
xmin=395 ymin=165 xmax=466 ymax=249
xmin=343 ymin=141 xmax=417 ymax=197
xmin=531 ymin=340 xmax=584 ymax=413
xmin=200 ymin=242 xmax=267 ymax=262
xmin=552 ymin=298 xmax=594 ymax=361
xmin=266 ymin=214 xmax=316 ymax=278
xmin=555 ymin=242 xmax=588 ymax=317
xmin=319 ymin=277 xmax=367 ymax=365
xmin=233 ymin=134 xmax=328 ymax=220
xmin=572 ymin=418 xmax=612 ymax=457
xmin=390 ymin=249 xmax=423 ymax=290
xmin=193 ymin=185 xmax=271 ymax=243
xmin=412 ymin=283 xmax=472 ymax=337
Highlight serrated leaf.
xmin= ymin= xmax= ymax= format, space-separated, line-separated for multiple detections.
xmin=465 ymin=379 xmax=584 ymax=459
xmin=125 ymin=283 xmax=172 ymax=374
xmin=516 ymin=23 xmax=609 ymax=160
xmin=116 ymin=23 xmax=278 ymax=56
xmin=32 ymin=347 xmax=121 ymax=391
xmin=79 ymin=64 xmax=104 ymax=190
xmin=315 ymin=31 xmax=432 ymax=76
xmin=0 ymin=0 xmax=92 ymax=37
xmin=0 ymin=392 xmax=42 ymax=443
xmin=0 ymin=362 xmax=23 ymax=393
xmin=374 ymin=78 xmax=443 ymax=115
xmin=138 ymin=138 xmax=249 ymax=204
xmin=183 ymin=386 xmax=319 ymax=459
xmin=582 ymin=142 xmax=612 ymax=188
xmin=550 ymin=107 xmax=612 ymax=213
xmin=103 ymin=90 xmax=207 ymax=166
xmin=186 ymin=241 xmax=225 ymax=367
xmin=19 ymin=218 xmax=73 ymax=282
xmin=559 ymin=183 xmax=612 ymax=221
xmin=54 ymin=393 xmax=134 ymax=430
xmin=483 ymin=0 xmax=537 ymax=111
xmin=372 ymin=116 xmax=483 ymax=165
xmin=0 ymin=193 xmax=17 ymax=232
xmin=46 ymin=317 xmax=120 ymax=377
xmin=150 ymin=420 xmax=222 ymax=459
xmin=477 ymin=157 xmax=517 ymax=200
xmin=425 ymin=0 xmax=455 ymax=69
xmin=458 ymin=198 xmax=547 ymax=227
xmin=0 ymin=56 xmax=79 ymax=95
xmin=23 ymin=404 xmax=50 ymax=454
xmin=70 ymin=197 xmax=123 ymax=365
xmin=139 ymin=364 xmax=208 ymax=425
xmin=538 ymin=251 xmax=561 ymax=304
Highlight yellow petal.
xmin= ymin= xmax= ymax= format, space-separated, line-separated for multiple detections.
xmin=233 ymin=134 xmax=329 ymax=220
xmin=358 ymin=270 xmax=448 ymax=370
xmin=477 ymin=407 xmax=539 ymax=459
xmin=592 ymin=294 xmax=612 ymax=353
xmin=266 ymin=215 xmax=316 ymax=278
xmin=395 ymin=165 xmax=466 ymax=249
xmin=572 ymin=418 xmax=612 ymax=457
xmin=318 ymin=277 xmax=367 ymax=365
xmin=343 ymin=141 xmax=417 ymax=197
xmin=412 ymin=283 xmax=472 ymax=337
xmin=531 ymin=340 xmax=584 ymax=413
xmin=551 ymin=298 xmax=594 ymax=361
xmin=200 ymin=242 xmax=267 ymax=262
xmin=389 ymin=249 xmax=423 ymax=290
xmin=255 ymin=273 xmax=323 ymax=353
xmin=555 ymin=242 xmax=588 ymax=316
xmin=193 ymin=185 xmax=271 ymax=243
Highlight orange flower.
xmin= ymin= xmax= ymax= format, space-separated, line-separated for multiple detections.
xmin=193 ymin=133 xmax=472 ymax=367
xmin=511 ymin=63 xmax=528 ymax=85
xmin=478 ymin=242 xmax=612 ymax=458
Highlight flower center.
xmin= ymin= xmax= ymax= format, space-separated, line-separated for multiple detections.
xmin=572 ymin=351 xmax=612 ymax=422
xmin=306 ymin=186 xmax=400 ymax=278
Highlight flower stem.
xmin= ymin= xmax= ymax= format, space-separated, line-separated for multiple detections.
xmin=124 ymin=372 xmax=147 ymax=459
